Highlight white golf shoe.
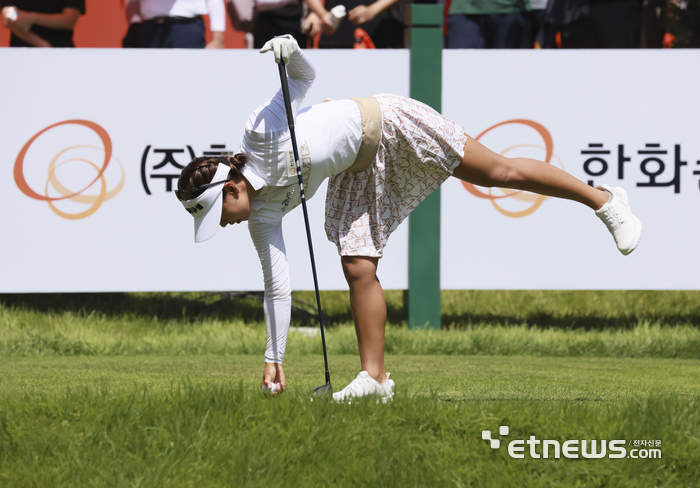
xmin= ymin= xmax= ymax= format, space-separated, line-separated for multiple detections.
xmin=595 ymin=185 xmax=642 ymax=255
xmin=332 ymin=371 xmax=395 ymax=404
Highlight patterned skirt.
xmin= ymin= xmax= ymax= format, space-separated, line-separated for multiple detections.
xmin=324 ymin=93 xmax=468 ymax=257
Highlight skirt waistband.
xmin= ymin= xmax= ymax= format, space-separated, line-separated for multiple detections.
xmin=345 ymin=97 xmax=381 ymax=173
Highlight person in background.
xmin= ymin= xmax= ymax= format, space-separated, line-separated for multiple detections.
xmin=545 ymin=0 xmax=643 ymax=48
xmin=251 ymin=0 xmax=306 ymax=49
xmin=529 ymin=0 xmax=556 ymax=48
xmin=225 ymin=0 xmax=255 ymax=48
xmin=1 ymin=0 xmax=84 ymax=47
xmin=445 ymin=0 xmax=532 ymax=49
xmin=122 ymin=0 xmax=142 ymax=48
xmin=225 ymin=0 xmax=331 ymax=51
xmin=308 ymin=0 xmax=406 ymax=48
xmin=128 ymin=0 xmax=226 ymax=48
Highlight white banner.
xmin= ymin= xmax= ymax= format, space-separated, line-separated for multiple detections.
xmin=1 ymin=49 xmax=698 ymax=292
xmin=0 ymin=49 xmax=409 ymax=293
xmin=441 ymin=50 xmax=700 ymax=289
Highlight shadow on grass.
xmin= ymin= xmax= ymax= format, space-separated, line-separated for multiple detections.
xmin=441 ymin=312 xmax=700 ymax=330
xmin=0 ymin=292 xmax=266 ymax=324
xmin=2 ymin=291 xmax=699 ymax=330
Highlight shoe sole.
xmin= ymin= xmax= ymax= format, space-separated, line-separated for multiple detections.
xmin=617 ymin=187 xmax=642 ymax=255
xmin=333 ymin=390 xmax=394 ymax=404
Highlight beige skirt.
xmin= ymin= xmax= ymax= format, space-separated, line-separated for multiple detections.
xmin=324 ymin=93 xmax=468 ymax=257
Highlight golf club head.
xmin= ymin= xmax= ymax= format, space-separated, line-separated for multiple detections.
xmin=312 ymin=383 xmax=333 ymax=397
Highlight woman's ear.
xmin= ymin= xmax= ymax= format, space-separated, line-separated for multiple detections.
xmin=224 ymin=180 xmax=239 ymax=195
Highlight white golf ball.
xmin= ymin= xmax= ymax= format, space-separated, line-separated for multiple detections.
xmin=264 ymin=383 xmax=277 ymax=394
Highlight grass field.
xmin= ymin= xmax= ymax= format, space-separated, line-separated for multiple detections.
xmin=1 ymin=291 xmax=699 ymax=486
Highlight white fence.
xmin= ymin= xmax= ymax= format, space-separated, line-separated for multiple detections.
xmin=1 ymin=48 xmax=697 ymax=292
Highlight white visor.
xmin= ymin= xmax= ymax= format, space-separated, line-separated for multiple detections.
xmin=181 ymin=163 xmax=230 ymax=243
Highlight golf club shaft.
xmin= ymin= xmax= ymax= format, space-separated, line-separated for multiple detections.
xmin=278 ymin=61 xmax=331 ymax=386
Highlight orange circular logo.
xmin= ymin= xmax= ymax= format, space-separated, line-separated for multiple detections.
xmin=461 ymin=119 xmax=563 ymax=218
xmin=14 ymin=120 xmax=124 ymax=220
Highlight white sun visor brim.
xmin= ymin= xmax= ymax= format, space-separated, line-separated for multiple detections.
xmin=180 ymin=163 xmax=230 ymax=243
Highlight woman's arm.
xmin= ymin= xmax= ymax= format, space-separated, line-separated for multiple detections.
xmin=256 ymin=36 xmax=316 ymax=131
xmin=13 ymin=7 xmax=81 ymax=32
xmin=248 ymin=219 xmax=292 ymax=392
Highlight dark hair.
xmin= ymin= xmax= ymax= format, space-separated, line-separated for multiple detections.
xmin=177 ymin=153 xmax=248 ymax=191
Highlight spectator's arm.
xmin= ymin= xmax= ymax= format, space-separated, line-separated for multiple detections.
xmin=9 ymin=27 xmax=51 ymax=46
xmin=205 ymin=0 xmax=225 ymax=48
xmin=304 ymin=0 xmax=335 ymax=33
xmin=14 ymin=7 xmax=81 ymax=31
xmin=125 ymin=0 xmax=140 ymax=22
xmin=348 ymin=0 xmax=400 ymax=25
xmin=2 ymin=6 xmax=50 ymax=46
xmin=206 ymin=30 xmax=225 ymax=48
xmin=206 ymin=0 xmax=226 ymax=31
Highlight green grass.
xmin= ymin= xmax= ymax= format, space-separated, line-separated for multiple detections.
xmin=1 ymin=355 xmax=699 ymax=487
xmin=2 ymin=290 xmax=700 ymax=329
xmin=1 ymin=291 xmax=699 ymax=486
xmin=2 ymin=292 xmax=700 ymax=359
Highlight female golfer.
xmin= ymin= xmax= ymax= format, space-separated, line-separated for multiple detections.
xmin=176 ymin=35 xmax=642 ymax=402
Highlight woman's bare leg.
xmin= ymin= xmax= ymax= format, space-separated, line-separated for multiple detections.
xmin=341 ymin=256 xmax=387 ymax=384
xmin=452 ymin=135 xmax=610 ymax=210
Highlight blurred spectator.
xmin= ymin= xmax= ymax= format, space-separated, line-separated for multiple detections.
xmin=545 ymin=0 xmax=642 ymax=48
xmin=640 ymin=0 xmax=665 ymax=48
xmin=226 ymin=0 xmax=320 ymax=49
xmin=529 ymin=0 xmax=556 ymax=47
xmin=1 ymin=0 xmax=84 ymax=47
xmin=252 ymin=0 xmax=306 ymax=49
xmin=309 ymin=0 xmax=406 ymax=48
xmin=122 ymin=0 xmax=141 ymax=48
xmin=662 ymin=0 xmax=700 ymax=48
xmin=445 ymin=0 xmax=532 ymax=49
xmin=225 ymin=0 xmax=255 ymax=47
xmin=128 ymin=0 xmax=226 ymax=48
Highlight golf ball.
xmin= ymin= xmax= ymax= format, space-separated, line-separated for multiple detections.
xmin=264 ymin=383 xmax=277 ymax=394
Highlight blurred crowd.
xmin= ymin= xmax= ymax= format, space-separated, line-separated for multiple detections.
xmin=0 ymin=0 xmax=696 ymax=49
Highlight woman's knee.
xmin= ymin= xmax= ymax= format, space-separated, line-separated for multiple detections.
xmin=341 ymin=256 xmax=379 ymax=285
xmin=454 ymin=136 xmax=520 ymax=188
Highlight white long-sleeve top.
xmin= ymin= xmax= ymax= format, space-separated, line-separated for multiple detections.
xmin=138 ymin=0 xmax=226 ymax=31
xmin=239 ymin=49 xmax=364 ymax=363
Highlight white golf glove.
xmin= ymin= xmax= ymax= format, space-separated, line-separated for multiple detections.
xmin=259 ymin=34 xmax=299 ymax=64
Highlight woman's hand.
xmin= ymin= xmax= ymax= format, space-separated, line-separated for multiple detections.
xmin=259 ymin=34 xmax=299 ymax=64
xmin=262 ymin=362 xmax=286 ymax=395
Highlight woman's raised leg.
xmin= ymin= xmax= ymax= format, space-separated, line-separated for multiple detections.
xmin=452 ymin=135 xmax=610 ymax=210
xmin=451 ymin=135 xmax=642 ymax=255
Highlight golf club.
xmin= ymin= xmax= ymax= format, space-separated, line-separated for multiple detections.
xmin=278 ymin=60 xmax=332 ymax=397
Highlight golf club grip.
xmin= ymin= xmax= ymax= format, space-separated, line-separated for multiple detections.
xmin=278 ymin=62 xmax=295 ymax=130
xmin=277 ymin=60 xmax=331 ymax=384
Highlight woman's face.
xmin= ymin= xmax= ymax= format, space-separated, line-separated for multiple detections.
xmin=219 ymin=180 xmax=252 ymax=227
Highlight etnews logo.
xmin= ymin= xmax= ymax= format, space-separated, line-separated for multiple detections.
xmin=482 ymin=426 xmax=662 ymax=460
